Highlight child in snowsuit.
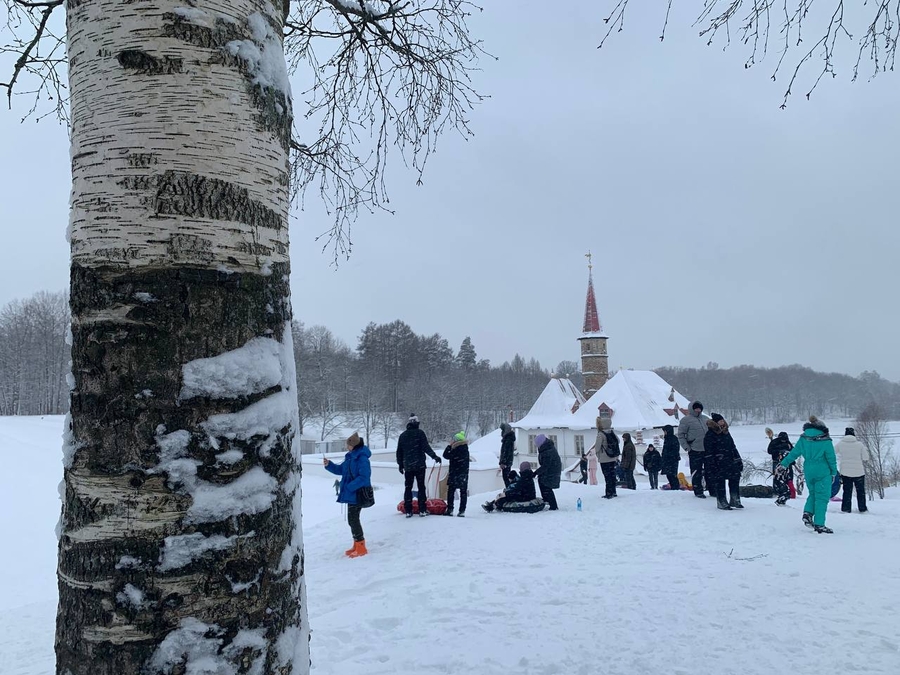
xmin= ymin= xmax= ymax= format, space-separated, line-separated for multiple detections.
xmin=779 ymin=416 xmax=838 ymax=534
xmin=643 ymin=444 xmax=662 ymax=489
xmin=482 ymin=462 xmax=537 ymax=512
xmin=443 ymin=432 xmax=471 ymax=517
xmin=767 ymin=431 xmax=794 ymax=505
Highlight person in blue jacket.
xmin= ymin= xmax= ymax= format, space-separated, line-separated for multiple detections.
xmin=778 ymin=416 xmax=838 ymax=534
xmin=324 ymin=432 xmax=373 ymax=557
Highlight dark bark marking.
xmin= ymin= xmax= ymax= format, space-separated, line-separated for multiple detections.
xmin=118 ymin=171 xmax=284 ymax=231
xmin=117 ymin=50 xmax=183 ymax=75
xmin=164 ymin=13 xmax=292 ymax=152
xmin=60 ymin=264 xmax=301 ymax=674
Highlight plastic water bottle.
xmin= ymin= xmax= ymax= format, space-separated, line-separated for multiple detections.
xmin=576 ymin=498 xmax=582 ymax=512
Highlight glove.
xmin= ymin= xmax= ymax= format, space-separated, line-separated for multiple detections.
xmin=398 ymin=467 xmax=404 ymax=474
xmin=435 ymin=458 xmax=442 ymax=464
xmin=775 ymin=465 xmax=787 ymax=478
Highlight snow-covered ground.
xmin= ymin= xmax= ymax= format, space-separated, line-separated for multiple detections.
xmin=2 ymin=415 xmax=899 ymax=674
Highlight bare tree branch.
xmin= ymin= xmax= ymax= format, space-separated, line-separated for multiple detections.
xmin=599 ymin=1 xmax=900 ymax=107
xmin=0 ymin=0 xmax=66 ymax=121
xmin=285 ymin=0 xmax=491 ymax=263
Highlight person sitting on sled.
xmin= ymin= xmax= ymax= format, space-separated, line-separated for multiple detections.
xmin=482 ymin=461 xmax=537 ymax=512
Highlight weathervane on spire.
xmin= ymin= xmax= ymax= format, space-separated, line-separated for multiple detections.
xmin=585 ymin=250 xmax=592 ymax=272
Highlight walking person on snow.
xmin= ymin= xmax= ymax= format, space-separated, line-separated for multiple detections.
xmin=621 ymin=433 xmax=637 ymax=490
xmin=835 ymin=427 xmax=870 ymax=514
xmin=595 ymin=417 xmax=619 ymax=499
xmin=323 ymin=432 xmax=372 ymax=558
xmin=577 ymin=452 xmax=588 ymax=484
xmin=532 ymin=434 xmax=562 ymax=510
xmin=778 ymin=416 xmax=838 ymax=534
xmin=704 ymin=414 xmax=744 ymax=510
xmin=396 ymin=414 xmax=442 ymax=518
xmin=678 ymin=401 xmax=711 ymax=498
xmin=660 ymin=424 xmax=681 ymax=491
xmin=768 ymin=431 xmax=794 ymax=506
xmin=443 ymin=432 xmax=471 ymax=517
xmin=499 ymin=422 xmax=516 ymax=487
xmin=643 ymin=443 xmax=662 ymax=490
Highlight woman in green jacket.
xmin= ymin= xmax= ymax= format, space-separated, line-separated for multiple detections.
xmin=779 ymin=416 xmax=838 ymax=534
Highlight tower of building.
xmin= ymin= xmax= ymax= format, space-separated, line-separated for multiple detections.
xmin=578 ymin=253 xmax=609 ymax=398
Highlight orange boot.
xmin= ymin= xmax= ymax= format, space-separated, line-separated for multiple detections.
xmin=347 ymin=540 xmax=368 ymax=558
xmin=344 ymin=542 xmax=356 ymax=556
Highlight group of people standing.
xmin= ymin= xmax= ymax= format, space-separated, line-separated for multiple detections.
xmin=323 ymin=406 xmax=874 ymax=556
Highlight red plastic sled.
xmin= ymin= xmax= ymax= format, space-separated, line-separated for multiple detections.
xmin=396 ymin=465 xmax=447 ymax=515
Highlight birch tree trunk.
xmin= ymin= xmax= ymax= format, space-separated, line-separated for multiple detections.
xmin=58 ymin=0 xmax=308 ymax=673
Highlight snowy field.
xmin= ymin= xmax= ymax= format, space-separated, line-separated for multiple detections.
xmin=2 ymin=415 xmax=900 ymax=674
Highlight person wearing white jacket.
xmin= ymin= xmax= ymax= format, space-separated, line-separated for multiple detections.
xmin=835 ymin=427 xmax=870 ymax=513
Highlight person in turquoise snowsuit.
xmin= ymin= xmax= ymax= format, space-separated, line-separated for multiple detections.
xmin=779 ymin=416 xmax=838 ymax=532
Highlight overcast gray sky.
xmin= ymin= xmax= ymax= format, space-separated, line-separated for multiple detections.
xmin=1 ymin=2 xmax=898 ymax=380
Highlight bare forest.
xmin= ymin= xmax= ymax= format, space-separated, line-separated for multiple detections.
xmin=4 ymin=291 xmax=898 ymax=433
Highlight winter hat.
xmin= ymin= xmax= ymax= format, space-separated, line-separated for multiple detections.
xmin=500 ymin=422 xmax=510 ymax=434
xmin=519 ymin=461 xmax=532 ymax=472
xmin=845 ymin=427 xmax=855 ymax=437
xmin=534 ymin=434 xmax=547 ymax=448
xmin=347 ymin=432 xmax=361 ymax=447
xmin=454 ymin=431 xmax=466 ymax=442
xmin=662 ymin=424 xmax=674 ymax=435
xmin=710 ymin=413 xmax=725 ymax=423
xmin=692 ymin=401 xmax=703 ymax=412
xmin=408 ymin=413 xmax=419 ymax=424
xmin=777 ymin=431 xmax=789 ymax=440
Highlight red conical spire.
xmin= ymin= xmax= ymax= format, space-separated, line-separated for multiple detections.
xmin=582 ymin=257 xmax=602 ymax=334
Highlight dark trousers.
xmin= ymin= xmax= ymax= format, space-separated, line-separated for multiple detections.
xmin=348 ymin=505 xmax=364 ymax=541
xmin=539 ymin=484 xmax=558 ymax=510
xmin=579 ymin=467 xmax=588 ymax=484
xmin=600 ymin=462 xmax=617 ymax=497
xmin=501 ymin=465 xmax=512 ymax=487
xmin=623 ymin=469 xmax=636 ymax=490
xmin=665 ymin=472 xmax=679 ymax=490
xmin=447 ymin=482 xmax=468 ymax=514
xmin=688 ymin=451 xmax=707 ymax=496
xmin=715 ymin=474 xmax=740 ymax=501
xmin=403 ymin=468 xmax=427 ymax=514
xmin=841 ymin=475 xmax=867 ymax=512
xmin=648 ymin=470 xmax=659 ymax=489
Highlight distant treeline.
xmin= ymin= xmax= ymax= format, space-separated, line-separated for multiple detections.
xmin=2 ymin=292 xmax=896 ymax=432
xmin=656 ymin=363 xmax=900 ymax=424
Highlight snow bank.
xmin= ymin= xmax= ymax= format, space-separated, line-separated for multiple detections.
xmin=180 ymin=337 xmax=283 ymax=401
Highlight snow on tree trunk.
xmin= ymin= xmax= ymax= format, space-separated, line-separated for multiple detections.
xmin=58 ymin=1 xmax=308 ymax=674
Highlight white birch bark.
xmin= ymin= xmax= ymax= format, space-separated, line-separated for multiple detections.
xmin=59 ymin=0 xmax=307 ymax=673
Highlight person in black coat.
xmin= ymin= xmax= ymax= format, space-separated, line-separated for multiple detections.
xmin=482 ymin=461 xmax=537 ymax=512
xmin=704 ymin=413 xmax=744 ymax=510
xmin=499 ymin=422 xmax=516 ymax=487
xmin=443 ymin=432 xmax=471 ymax=517
xmin=396 ymin=413 xmax=442 ymax=517
xmin=532 ymin=434 xmax=561 ymax=510
xmin=642 ymin=443 xmax=662 ymax=490
xmin=660 ymin=425 xmax=681 ymax=491
xmin=578 ymin=452 xmax=588 ymax=484
xmin=767 ymin=431 xmax=794 ymax=506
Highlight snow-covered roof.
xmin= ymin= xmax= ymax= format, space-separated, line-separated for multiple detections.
xmin=570 ymin=370 xmax=690 ymax=431
xmin=578 ymin=331 xmax=609 ymax=339
xmin=467 ymin=428 xmax=502 ymax=465
xmin=514 ymin=377 xmax=586 ymax=429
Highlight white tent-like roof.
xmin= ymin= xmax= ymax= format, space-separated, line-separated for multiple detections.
xmin=514 ymin=377 xmax=586 ymax=429
xmin=570 ymin=370 xmax=690 ymax=431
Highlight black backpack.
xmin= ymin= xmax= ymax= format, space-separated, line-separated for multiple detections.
xmin=604 ymin=431 xmax=620 ymax=458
